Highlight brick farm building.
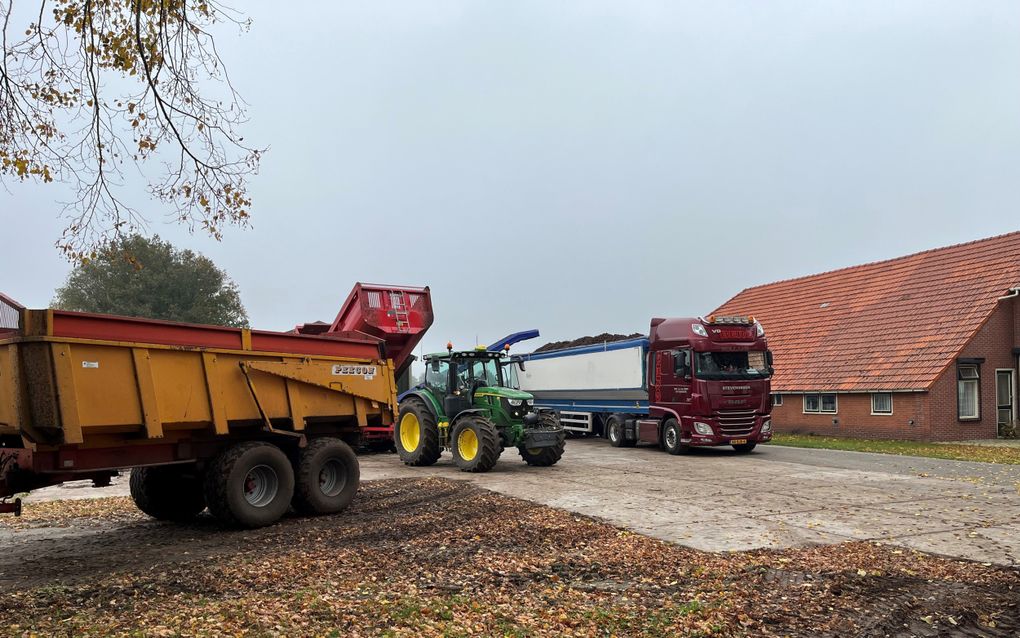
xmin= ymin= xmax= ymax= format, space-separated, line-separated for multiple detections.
xmin=714 ymin=232 xmax=1020 ymax=441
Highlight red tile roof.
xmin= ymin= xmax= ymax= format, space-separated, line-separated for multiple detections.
xmin=712 ymin=232 xmax=1020 ymax=392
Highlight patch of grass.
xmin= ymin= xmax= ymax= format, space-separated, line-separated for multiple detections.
xmin=769 ymin=433 xmax=1020 ymax=465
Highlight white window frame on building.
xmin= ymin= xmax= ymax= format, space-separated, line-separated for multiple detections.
xmin=871 ymin=392 xmax=893 ymax=415
xmin=803 ymin=393 xmax=837 ymax=414
xmin=772 ymin=393 xmax=783 ymax=407
xmin=957 ymin=361 xmax=981 ymax=421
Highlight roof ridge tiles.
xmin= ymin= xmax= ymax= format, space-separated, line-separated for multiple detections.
xmin=733 ymin=230 xmax=1020 ymax=294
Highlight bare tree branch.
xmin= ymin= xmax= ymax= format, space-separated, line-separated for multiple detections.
xmin=0 ymin=0 xmax=261 ymax=261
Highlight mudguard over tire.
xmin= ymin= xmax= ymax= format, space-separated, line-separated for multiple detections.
xmin=130 ymin=465 xmax=206 ymax=521
xmin=395 ymin=398 xmax=442 ymax=466
xmin=450 ymin=415 xmax=502 ymax=472
xmin=518 ymin=412 xmax=566 ymax=467
xmin=292 ymin=437 xmax=360 ymax=515
xmin=204 ymin=442 xmax=295 ymax=528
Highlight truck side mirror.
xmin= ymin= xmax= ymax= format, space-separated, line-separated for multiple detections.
xmin=517 ymin=360 xmax=526 ymax=372
xmin=766 ymin=351 xmax=774 ymax=365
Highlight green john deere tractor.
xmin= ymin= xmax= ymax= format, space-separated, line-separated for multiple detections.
xmin=395 ymin=347 xmax=566 ymax=472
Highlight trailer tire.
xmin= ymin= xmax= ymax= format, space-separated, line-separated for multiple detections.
xmin=732 ymin=442 xmax=757 ymax=454
xmin=395 ymin=398 xmax=442 ymax=466
xmin=451 ymin=416 xmax=501 ymax=472
xmin=204 ymin=442 xmax=295 ymax=528
xmin=518 ymin=412 xmax=566 ymax=466
xmin=292 ymin=438 xmax=360 ymax=515
xmin=605 ymin=415 xmax=634 ymax=448
xmin=130 ymin=465 xmax=206 ymax=521
xmin=662 ymin=419 xmax=690 ymax=455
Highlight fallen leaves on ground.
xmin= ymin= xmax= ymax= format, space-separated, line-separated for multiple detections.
xmin=1 ymin=478 xmax=1018 ymax=637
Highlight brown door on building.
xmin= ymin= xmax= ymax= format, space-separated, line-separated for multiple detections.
xmin=996 ymin=369 xmax=1015 ymax=435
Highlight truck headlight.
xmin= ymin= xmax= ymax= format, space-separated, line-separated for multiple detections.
xmin=693 ymin=422 xmax=713 ymax=435
xmin=507 ymin=399 xmax=523 ymax=407
xmin=761 ymin=419 xmax=772 ymax=433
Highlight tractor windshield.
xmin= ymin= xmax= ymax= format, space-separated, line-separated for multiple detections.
xmin=468 ymin=359 xmax=500 ymax=387
xmin=502 ymin=362 xmax=520 ymax=389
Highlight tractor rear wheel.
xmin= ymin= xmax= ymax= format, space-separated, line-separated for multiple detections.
xmin=204 ymin=442 xmax=295 ymax=528
xmin=451 ymin=416 xmax=501 ymax=472
xmin=130 ymin=465 xmax=206 ymax=521
xmin=395 ymin=398 xmax=441 ymax=466
xmin=518 ymin=412 xmax=566 ymax=466
xmin=292 ymin=437 xmax=360 ymax=515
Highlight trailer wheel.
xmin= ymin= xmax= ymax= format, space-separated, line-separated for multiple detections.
xmin=732 ymin=442 xmax=757 ymax=454
xmin=395 ymin=398 xmax=442 ymax=466
xmin=662 ymin=419 xmax=690 ymax=455
xmin=518 ymin=412 xmax=566 ymax=466
xmin=605 ymin=415 xmax=635 ymax=448
xmin=130 ymin=465 xmax=206 ymax=521
xmin=204 ymin=442 xmax=295 ymax=528
xmin=293 ymin=438 xmax=360 ymax=515
xmin=451 ymin=416 xmax=501 ymax=472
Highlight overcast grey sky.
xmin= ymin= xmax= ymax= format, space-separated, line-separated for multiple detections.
xmin=3 ymin=0 xmax=1019 ymax=357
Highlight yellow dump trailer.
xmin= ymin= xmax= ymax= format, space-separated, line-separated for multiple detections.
xmin=0 ymin=285 xmax=433 ymax=528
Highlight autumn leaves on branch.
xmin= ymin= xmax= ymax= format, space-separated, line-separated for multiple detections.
xmin=0 ymin=0 xmax=261 ymax=261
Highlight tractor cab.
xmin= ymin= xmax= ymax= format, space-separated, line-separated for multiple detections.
xmin=425 ymin=348 xmax=534 ymax=422
xmin=395 ymin=346 xmax=565 ymax=472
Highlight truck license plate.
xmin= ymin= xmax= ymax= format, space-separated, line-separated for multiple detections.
xmin=730 ymin=438 xmax=747 ymax=445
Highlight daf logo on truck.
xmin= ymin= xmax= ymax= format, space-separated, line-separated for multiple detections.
xmin=517 ymin=315 xmax=774 ymax=456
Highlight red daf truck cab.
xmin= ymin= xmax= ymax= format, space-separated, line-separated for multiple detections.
xmin=642 ymin=315 xmax=773 ymax=452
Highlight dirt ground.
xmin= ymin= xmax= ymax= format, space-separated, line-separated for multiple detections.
xmin=1 ymin=478 xmax=1018 ymax=637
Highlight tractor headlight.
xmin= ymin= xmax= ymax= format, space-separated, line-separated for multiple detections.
xmin=507 ymin=399 xmax=524 ymax=407
xmin=693 ymin=421 xmax=714 ymax=435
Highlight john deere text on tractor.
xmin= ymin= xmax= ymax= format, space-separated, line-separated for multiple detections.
xmin=395 ymin=346 xmax=565 ymax=472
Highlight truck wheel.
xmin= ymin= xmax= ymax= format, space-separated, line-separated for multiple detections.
xmin=605 ymin=415 xmax=635 ymax=448
xmin=451 ymin=416 xmax=501 ymax=472
xmin=732 ymin=442 xmax=757 ymax=454
xmin=204 ymin=442 xmax=295 ymax=528
xmin=395 ymin=398 xmax=441 ymax=466
xmin=519 ymin=412 xmax=566 ymax=466
xmin=662 ymin=419 xmax=690 ymax=455
xmin=130 ymin=465 xmax=206 ymax=521
xmin=292 ymin=437 xmax=360 ymax=515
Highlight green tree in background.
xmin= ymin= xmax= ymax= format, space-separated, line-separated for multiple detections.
xmin=53 ymin=234 xmax=249 ymax=327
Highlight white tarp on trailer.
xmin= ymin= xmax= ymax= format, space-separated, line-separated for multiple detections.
xmin=520 ymin=344 xmax=645 ymax=391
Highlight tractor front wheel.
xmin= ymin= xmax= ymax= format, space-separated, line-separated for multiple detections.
xmin=518 ymin=412 xmax=566 ymax=467
xmin=395 ymin=398 xmax=441 ymax=466
xmin=450 ymin=416 xmax=501 ymax=472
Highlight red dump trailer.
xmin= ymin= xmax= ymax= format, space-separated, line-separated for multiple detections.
xmin=0 ymin=284 xmax=432 ymax=527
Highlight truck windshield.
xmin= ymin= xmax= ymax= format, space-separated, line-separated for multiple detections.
xmin=694 ymin=351 xmax=770 ymax=380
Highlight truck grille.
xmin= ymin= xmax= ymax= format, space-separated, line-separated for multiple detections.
xmin=714 ymin=409 xmax=756 ymax=437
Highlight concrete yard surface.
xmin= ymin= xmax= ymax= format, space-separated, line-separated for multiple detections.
xmin=359 ymin=438 xmax=1020 ymax=565
xmin=21 ymin=437 xmax=1020 ymax=566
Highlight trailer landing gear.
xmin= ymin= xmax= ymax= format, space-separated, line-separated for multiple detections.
xmin=0 ymin=497 xmax=21 ymax=516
